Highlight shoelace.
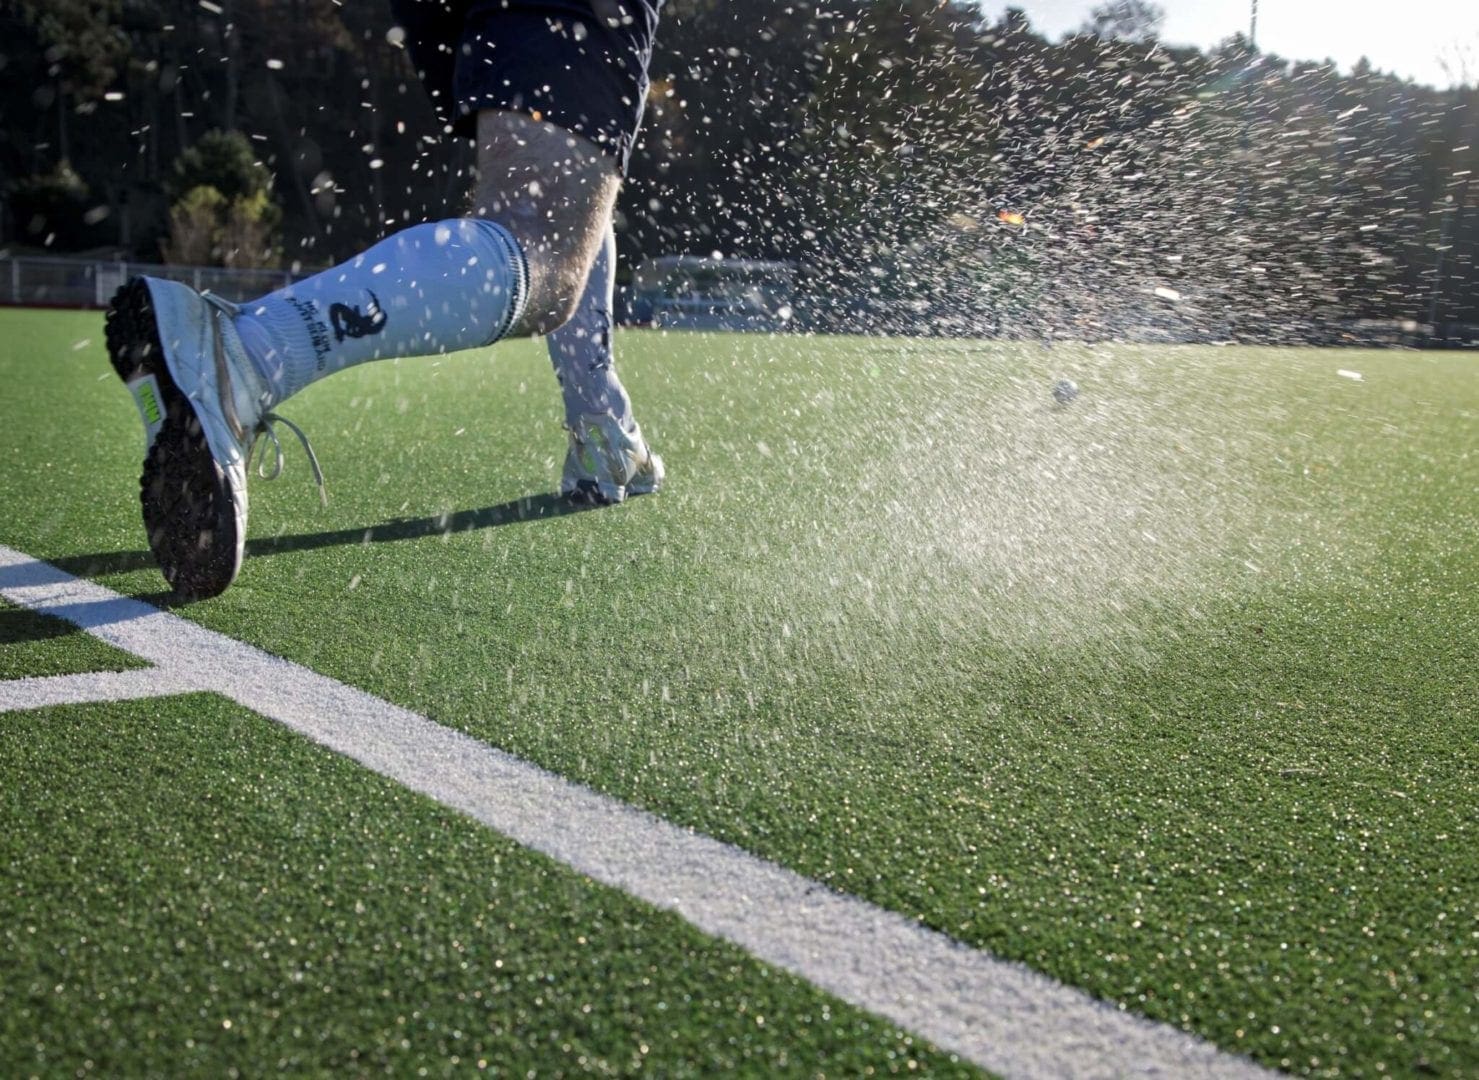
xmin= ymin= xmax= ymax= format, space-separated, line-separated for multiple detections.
xmin=254 ymin=411 xmax=327 ymax=506
xmin=203 ymin=291 xmax=328 ymax=506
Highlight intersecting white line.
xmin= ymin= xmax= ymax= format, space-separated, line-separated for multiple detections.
xmin=0 ymin=543 xmax=1273 ymax=1080
xmin=0 ymin=667 xmax=196 ymax=711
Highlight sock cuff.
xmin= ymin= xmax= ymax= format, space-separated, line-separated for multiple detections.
xmin=469 ymin=218 xmax=529 ymax=346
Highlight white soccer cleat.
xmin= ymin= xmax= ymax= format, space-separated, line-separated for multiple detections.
xmin=560 ymin=413 xmax=664 ymax=505
xmin=106 ymin=277 xmax=321 ymax=598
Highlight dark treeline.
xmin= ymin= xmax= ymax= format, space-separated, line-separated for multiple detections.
xmin=2 ymin=0 xmax=1475 ymax=340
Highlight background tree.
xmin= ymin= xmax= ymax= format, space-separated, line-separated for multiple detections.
xmin=0 ymin=0 xmax=1473 ymax=337
xmin=162 ymin=130 xmax=281 ymax=268
xmin=1081 ymin=1 xmax=1165 ymax=43
xmin=6 ymin=161 xmax=111 ymax=250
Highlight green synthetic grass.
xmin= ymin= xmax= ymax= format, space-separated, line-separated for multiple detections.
xmin=2 ymin=307 xmax=1476 ymax=1075
xmin=0 ymin=598 xmax=146 ymax=679
xmin=0 ymin=696 xmax=969 ymax=1076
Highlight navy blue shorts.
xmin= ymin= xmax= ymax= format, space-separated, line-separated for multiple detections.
xmin=390 ymin=0 xmax=661 ymax=174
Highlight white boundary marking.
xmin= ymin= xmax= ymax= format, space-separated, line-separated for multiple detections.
xmin=0 ymin=667 xmax=195 ymax=711
xmin=0 ymin=544 xmax=1272 ymax=1079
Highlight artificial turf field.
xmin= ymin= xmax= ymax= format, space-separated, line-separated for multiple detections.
xmin=1 ymin=306 xmax=1475 ymax=1077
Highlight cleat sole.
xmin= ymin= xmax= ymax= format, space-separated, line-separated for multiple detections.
xmin=106 ymin=278 xmax=241 ymax=599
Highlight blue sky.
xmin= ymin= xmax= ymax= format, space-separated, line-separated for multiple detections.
xmin=979 ymin=1 xmax=1478 ymax=88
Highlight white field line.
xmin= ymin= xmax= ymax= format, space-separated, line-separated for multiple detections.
xmin=0 ymin=544 xmax=1273 ymax=1080
xmin=0 ymin=667 xmax=195 ymax=711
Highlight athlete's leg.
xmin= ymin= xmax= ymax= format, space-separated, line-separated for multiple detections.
xmin=231 ymin=0 xmax=656 ymax=402
xmin=105 ymin=0 xmax=663 ymax=596
xmin=226 ymin=107 xmax=618 ymax=408
xmin=547 ymin=222 xmax=633 ymax=428
xmin=472 ymin=110 xmax=620 ymax=336
xmin=547 ymin=221 xmax=661 ymax=504
xmin=460 ymin=2 xmax=661 ymax=503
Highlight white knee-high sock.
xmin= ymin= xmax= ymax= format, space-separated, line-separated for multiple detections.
xmin=546 ymin=225 xmax=634 ymax=428
xmin=235 ymin=218 xmax=527 ymax=404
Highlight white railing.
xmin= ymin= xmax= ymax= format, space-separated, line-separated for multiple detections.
xmin=0 ymin=254 xmax=301 ymax=308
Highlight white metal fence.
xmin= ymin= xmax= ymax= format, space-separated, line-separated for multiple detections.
xmin=0 ymin=255 xmax=299 ymax=308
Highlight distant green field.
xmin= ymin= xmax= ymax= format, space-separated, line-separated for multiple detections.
xmin=2 ymin=307 xmax=1475 ymax=1076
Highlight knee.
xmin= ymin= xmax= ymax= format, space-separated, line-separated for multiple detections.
xmin=470 ymin=111 xmax=620 ymax=336
xmin=465 ymin=213 xmax=589 ymax=336
xmin=539 ymin=292 xmax=583 ymax=335
xmin=520 ymin=250 xmax=588 ymax=335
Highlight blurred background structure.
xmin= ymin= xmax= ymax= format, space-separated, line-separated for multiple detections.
xmin=1 ymin=0 xmax=1475 ymax=343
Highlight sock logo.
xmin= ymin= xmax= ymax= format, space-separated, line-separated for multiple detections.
xmin=329 ymin=291 xmax=388 ymax=342
xmin=287 ymin=296 xmax=333 ymax=371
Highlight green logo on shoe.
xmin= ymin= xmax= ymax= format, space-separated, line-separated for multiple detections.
xmin=135 ymin=381 xmax=161 ymax=425
xmin=128 ymin=374 xmax=166 ymax=447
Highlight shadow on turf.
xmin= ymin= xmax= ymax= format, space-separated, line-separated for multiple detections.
xmin=43 ymin=492 xmax=598 ymax=593
xmin=0 ymin=605 xmax=85 ymax=645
